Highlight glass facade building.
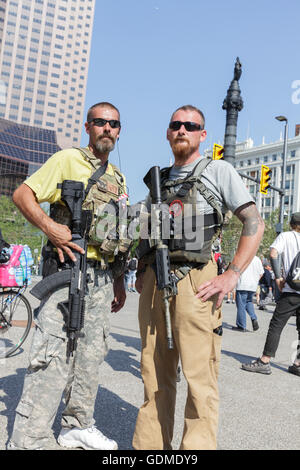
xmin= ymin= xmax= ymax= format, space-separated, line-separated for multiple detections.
xmin=0 ymin=117 xmax=60 ymax=196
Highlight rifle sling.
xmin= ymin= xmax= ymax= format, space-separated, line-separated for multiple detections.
xmin=84 ymin=160 xmax=108 ymax=198
xmin=56 ymin=161 xmax=108 ymax=200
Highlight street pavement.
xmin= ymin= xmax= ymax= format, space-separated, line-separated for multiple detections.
xmin=1 ymin=279 xmax=300 ymax=450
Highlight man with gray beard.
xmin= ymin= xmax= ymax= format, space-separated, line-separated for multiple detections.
xmin=7 ymin=102 xmax=128 ymax=450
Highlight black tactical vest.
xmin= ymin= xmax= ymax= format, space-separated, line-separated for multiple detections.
xmin=138 ymin=157 xmax=224 ymax=265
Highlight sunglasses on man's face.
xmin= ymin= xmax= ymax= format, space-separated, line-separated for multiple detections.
xmin=88 ymin=118 xmax=121 ymax=129
xmin=169 ymin=121 xmax=203 ymax=132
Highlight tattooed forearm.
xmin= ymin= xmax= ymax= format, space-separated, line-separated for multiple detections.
xmin=226 ymin=203 xmax=264 ymax=279
xmin=228 ymin=263 xmax=241 ymax=275
xmin=235 ymin=202 xmax=264 ymax=237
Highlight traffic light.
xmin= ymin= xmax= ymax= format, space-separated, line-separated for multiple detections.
xmin=213 ymin=143 xmax=224 ymax=160
xmin=260 ymin=165 xmax=272 ymax=194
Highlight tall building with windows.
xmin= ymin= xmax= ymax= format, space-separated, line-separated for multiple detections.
xmin=0 ymin=0 xmax=95 ymax=149
xmin=205 ymin=132 xmax=300 ymax=221
xmin=0 ymin=117 xmax=60 ymax=196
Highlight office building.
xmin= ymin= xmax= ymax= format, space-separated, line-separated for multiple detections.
xmin=0 ymin=0 xmax=95 ymax=149
xmin=0 ymin=117 xmax=60 ymax=196
xmin=204 ymin=130 xmax=300 ymax=220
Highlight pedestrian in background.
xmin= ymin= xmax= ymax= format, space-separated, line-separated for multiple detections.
xmin=226 ymin=289 xmax=236 ymax=304
xmin=212 ymin=237 xmax=225 ymax=275
xmin=126 ymin=256 xmax=137 ymax=292
xmin=242 ymin=213 xmax=300 ymax=375
xmin=232 ymin=255 xmax=264 ymax=332
xmin=258 ymin=260 xmax=273 ymax=310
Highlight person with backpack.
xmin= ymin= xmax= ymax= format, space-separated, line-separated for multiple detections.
xmin=7 ymin=102 xmax=129 ymax=450
xmin=242 ymin=212 xmax=300 ymax=375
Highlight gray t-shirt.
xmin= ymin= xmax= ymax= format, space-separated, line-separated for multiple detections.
xmin=168 ymin=157 xmax=254 ymax=214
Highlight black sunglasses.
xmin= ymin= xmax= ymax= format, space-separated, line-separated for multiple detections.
xmin=169 ymin=121 xmax=203 ymax=132
xmin=88 ymin=118 xmax=121 ymax=129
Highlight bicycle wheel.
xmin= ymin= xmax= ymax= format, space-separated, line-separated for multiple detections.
xmin=0 ymin=289 xmax=33 ymax=358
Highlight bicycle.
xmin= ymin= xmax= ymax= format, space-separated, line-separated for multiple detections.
xmin=0 ymin=284 xmax=33 ymax=359
xmin=0 ymin=234 xmax=34 ymax=358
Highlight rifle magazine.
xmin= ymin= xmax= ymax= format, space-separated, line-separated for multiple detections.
xmin=30 ymin=269 xmax=71 ymax=300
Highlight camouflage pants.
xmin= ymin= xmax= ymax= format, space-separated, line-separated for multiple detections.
xmin=10 ymin=265 xmax=113 ymax=450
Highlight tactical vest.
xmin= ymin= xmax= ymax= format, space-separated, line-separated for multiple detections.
xmin=51 ymin=147 xmax=132 ymax=256
xmin=138 ymin=157 xmax=223 ymax=265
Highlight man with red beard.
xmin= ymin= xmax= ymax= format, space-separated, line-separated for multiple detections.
xmin=8 ymin=102 xmax=128 ymax=450
xmin=133 ymin=105 xmax=264 ymax=450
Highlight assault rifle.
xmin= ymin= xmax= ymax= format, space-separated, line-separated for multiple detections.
xmin=144 ymin=166 xmax=177 ymax=350
xmin=31 ymin=180 xmax=91 ymax=357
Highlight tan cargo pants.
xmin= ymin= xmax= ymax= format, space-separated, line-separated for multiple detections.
xmin=132 ymin=260 xmax=222 ymax=450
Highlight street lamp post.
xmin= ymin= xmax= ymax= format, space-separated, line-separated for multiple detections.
xmin=275 ymin=116 xmax=288 ymax=234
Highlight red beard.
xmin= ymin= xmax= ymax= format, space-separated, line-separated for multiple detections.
xmin=171 ymin=138 xmax=192 ymax=159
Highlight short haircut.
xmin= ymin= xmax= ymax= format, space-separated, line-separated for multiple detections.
xmin=87 ymin=102 xmax=120 ymax=122
xmin=170 ymin=105 xmax=205 ymax=128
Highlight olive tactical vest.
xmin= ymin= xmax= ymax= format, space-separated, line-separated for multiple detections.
xmin=51 ymin=147 xmax=132 ymax=256
xmin=138 ymin=157 xmax=223 ymax=265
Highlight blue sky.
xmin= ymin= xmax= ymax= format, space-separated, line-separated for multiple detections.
xmin=80 ymin=0 xmax=300 ymax=202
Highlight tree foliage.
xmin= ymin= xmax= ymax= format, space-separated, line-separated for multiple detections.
xmin=0 ymin=195 xmax=44 ymax=256
xmin=221 ymin=208 xmax=290 ymax=263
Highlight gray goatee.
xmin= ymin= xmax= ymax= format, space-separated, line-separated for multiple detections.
xmin=95 ymin=135 xmax=115 ymax=153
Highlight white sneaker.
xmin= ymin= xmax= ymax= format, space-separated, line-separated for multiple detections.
xmin=57 ymin=426 xmax=118 ymax=450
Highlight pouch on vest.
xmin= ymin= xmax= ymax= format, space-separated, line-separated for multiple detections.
xmin=76 ymin=147 xmax=132 ymax=255
xmin=89 ymin=196 xmax=132 ymax=254
xmin=137 ymin=157 xmax=223 ymax=265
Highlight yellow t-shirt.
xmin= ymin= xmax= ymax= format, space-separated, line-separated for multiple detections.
xmin=25 ymin=147 xmax=126 ymax=260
